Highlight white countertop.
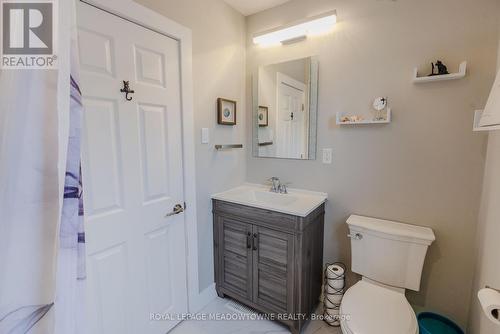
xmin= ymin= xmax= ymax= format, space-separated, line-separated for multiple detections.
xmin=211 ymin=183 xmax=327 ymax=217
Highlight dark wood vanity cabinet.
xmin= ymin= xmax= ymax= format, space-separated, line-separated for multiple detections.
xmin=212 ymin=199 xmax=325 ymax=334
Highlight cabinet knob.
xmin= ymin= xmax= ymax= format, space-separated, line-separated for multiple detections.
xmin=253 ymin=233 xmax=259 ymax=251
xmin=347 ymin=233 xmax=363 ymax=240
xmin=246 ymin=232 xmax=252 ymax=249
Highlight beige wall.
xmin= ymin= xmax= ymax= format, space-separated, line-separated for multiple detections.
xmin=134 ymin=0 xmax=247 ymax=292
xmin=468 ymin=22 xmax=500 ymax=334
xmin=246 ymin=0 xmax=499 ymax=326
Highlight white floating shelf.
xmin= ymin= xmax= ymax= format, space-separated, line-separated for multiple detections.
xmin=413 ymin=61 xmax=467 ymax=83
xmin=336 ymin=108 xmax=391 ymax=125
xmin=473 ymin=110 xmax=500 ymax=132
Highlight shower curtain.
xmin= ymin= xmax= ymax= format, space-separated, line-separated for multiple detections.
xmin=0 ymin=0 xmax=86 ymax=333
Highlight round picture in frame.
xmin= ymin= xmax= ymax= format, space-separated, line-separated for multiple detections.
xmin=217 ymin=98 xmax=237 ymax=125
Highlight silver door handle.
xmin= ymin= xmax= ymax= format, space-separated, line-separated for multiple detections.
xmin=165 ymin=204 xmax=184 ymax=217
xmin=347 ymin=233 xmax=363 ymax=240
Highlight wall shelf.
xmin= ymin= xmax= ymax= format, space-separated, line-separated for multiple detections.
xmin=413 ymin=61 xmax=467 ymax=83
xmin=473 ymin=110 xmax=500 ymax=132
xmin=336 ymin=108 xmax=391 ymax=125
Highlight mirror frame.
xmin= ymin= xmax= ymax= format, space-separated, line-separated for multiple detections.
xmin=252 ymin=56 xmax=319 ymax=160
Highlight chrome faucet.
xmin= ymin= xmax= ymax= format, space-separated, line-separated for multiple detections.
xmin=269 ymin=177 xmax=288 ymax=194
xmin=269 ymin=177 xmax=281 ymax=193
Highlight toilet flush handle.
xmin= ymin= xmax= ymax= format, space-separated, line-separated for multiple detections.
xmin=347 ymin=233 xmax=363 ymax=240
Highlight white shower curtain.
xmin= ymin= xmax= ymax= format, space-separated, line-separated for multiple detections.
xmin=0 ymin=0 xmax=85 ymax=333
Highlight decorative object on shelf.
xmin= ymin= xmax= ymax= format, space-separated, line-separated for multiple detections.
xmin=336 ymin=108 xmax=392 ymax=125
xmin=214 ymin=144 xmax=243 ymax=150
xmin=258 ymin=106 xmax=269 ymax=127
xmin=217 ymin=98 xmax=237 ymax=125
xmin=429 ymin=60 xmax=449 ymax=76
xmin=413 ymin=61 xmax=467 ymax=83
xmin=323 ymin=262 xmax=346 ymax=327
xmin=372 ymin=96 xmax=389 ymax=121
xmin=340 ymin=115 xmax=364 ymax=123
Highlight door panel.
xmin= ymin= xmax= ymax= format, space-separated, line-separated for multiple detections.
xmin=253 ymin=226 xmax=294 ymax=314
xmin=144 ymin=227 xmax=173 ymax=315
xmin=88 ymin=244 xmax=129 ymax=334
xmin=82 ymin=98 xmax=124 ymax=215
xmin=219 ymin=218 xmax=253 ymax=300
xmin=137 ymin=103 xmax=170 ymax=203
xmin=78 ymin=3 xmax=187 ymax=334
xmin=78 ymin=28 xmax=116 ymax=77
xmin=134 ymin=46 xmax=166 ymax=88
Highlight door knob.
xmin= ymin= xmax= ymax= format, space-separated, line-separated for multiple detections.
xmin=165 ymin=204 xmax=184 ymax=217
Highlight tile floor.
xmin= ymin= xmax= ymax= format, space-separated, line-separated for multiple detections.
xmin=170 ymin=297 xmax=342 ymax=334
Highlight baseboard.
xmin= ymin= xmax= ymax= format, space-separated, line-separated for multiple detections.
xmin=189 ymin=283 xmax=217 ymax=313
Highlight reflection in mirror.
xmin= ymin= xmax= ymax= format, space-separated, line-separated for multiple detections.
xmin=253 ymin=57 xmax=318 ymax=160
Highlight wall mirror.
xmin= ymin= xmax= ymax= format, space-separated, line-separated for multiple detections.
xmin=253 ymin=56 xmax=319 ymax=160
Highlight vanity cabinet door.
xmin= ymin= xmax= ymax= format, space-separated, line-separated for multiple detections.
xmin=252 ymin=226 xmax=295 ymax=315
xmin=217 ymin=217 xmax=254 ymax=301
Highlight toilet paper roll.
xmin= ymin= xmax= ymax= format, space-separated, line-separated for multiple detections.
xmin=326 ymin=307 xmax=339 ymax=317
xmin=478 ymin=288 xmax=500 ymax=325
xmin=327 ymin=264 xmax=345 ymax=278
xmin=326 ymin=279 xmax=345 ymax=291
xmin=325 ymin=292 xmax=343 ymax=308
xmin=324 ymin=316 xmax=338 ymax=326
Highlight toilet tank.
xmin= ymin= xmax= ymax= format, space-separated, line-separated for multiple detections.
xmin=347 ymin=215 xmax=435 ymax=291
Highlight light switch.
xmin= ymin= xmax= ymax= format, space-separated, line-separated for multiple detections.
xmin=201 ymin=128 xmax=209 ymax=144
xmin=322 ymin=148 xmax=333 ymax=164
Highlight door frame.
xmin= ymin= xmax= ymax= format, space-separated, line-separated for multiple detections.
xmin=78 ymin=0 xmax=202 ymax=313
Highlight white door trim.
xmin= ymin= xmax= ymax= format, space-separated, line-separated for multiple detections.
xmin=276 ymin=72 xmax=306 ymax=93
xmin=77 ymin=0 xmax=202 ymax=313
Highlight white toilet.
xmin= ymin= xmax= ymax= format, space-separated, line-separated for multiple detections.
xmin=340 ymin=215 xmax=435 ymax=334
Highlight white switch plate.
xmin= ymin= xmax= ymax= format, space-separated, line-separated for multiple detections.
xmin=322 ymin=148 xmax=333 ymax=164
xmin=201 ymin=128 xmax=209 ymax=144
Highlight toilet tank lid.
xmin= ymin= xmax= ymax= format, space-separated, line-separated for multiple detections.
xmin=347 ymin=215 xmax=436 ymax=245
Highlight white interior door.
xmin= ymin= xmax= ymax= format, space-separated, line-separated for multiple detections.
xmin=77 ymin=3 xmax=187 ymax=334
xmin=276 ymin=73 xmax=307 ymax=159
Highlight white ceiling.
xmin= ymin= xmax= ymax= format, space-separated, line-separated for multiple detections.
xmin=223 ymin=0 xmax=292 ymax=16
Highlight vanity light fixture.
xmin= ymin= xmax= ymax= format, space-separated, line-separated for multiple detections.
xmin=253 ymin=10 xmax=337 ymax=47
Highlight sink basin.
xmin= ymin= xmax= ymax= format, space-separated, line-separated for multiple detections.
xmin=211 ymin=183 xmax=327 ymax=217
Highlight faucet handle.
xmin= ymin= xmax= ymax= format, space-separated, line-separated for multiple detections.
xmin=278 ymin=182 xmax=291 ymax=194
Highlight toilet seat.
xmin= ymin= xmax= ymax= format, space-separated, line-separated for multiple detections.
xmin=339 ymin=280 xmax=418 ymax=334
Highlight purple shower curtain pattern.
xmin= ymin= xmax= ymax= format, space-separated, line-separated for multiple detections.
xmin=53 ymin=20 xmax=87 ymax=334
xmin=61 ymin=72 xmax=86 ymax=280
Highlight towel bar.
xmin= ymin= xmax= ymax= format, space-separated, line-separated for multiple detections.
xmin=215 ymin=144 xmax=243 ymax=150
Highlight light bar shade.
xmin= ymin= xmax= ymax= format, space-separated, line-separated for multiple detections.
xmin=253 ymin=11 xmax=337 ymax=47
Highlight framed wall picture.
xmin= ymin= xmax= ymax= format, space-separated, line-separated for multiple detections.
xmin=217 ymin=98 xmax=237 ymax=125
xmin=258 ymin=106 xmax=268 ymax=127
